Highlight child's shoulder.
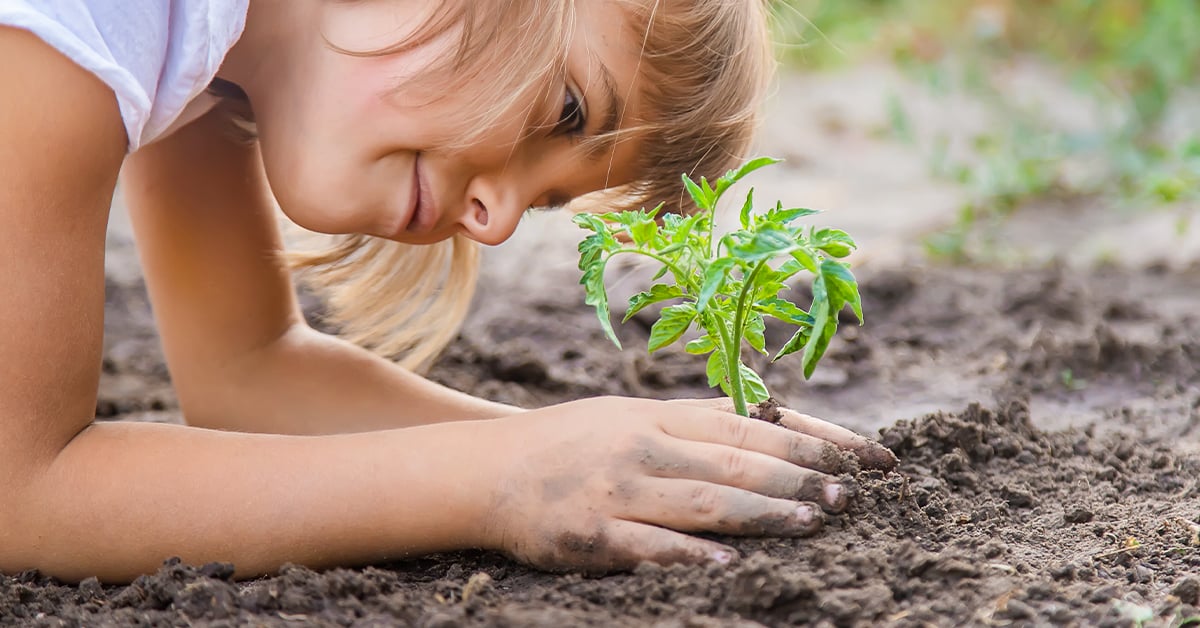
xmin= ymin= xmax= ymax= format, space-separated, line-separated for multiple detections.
xmin=0 ymin=0 xmax=249 ymax=151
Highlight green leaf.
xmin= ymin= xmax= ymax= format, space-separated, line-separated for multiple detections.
xmin=738 ymin=363 xmax=770 ymax=404
xmin=706 ymin=349 xmax=729 ymax=393
xmin=818 ymin=242 xmax=854 ymax=258
xmin=682 ymin=174 xmax=712 ymax=211
xmin=629 ymin=219 xmax=658 ymax=248
xmin=790 ymin=248 xmax=819 ymax=274
xmin=755 ymin=297 xmax=814 ymax=327
xmin=765 ymin=206 xmax=820 ymax=225
xmin=577 ymin=234 xmax=605 ymax=270
xmin=580 ymin=261 xmax=620 ymax=349
xmin=572 ymin=212 xmax=608 ymax=234
xmin=647 ymin=303 xmax=697 ymax=353
xmin=801 ymin=276 xmax=835 ymax=378
xmin=685 ymin=335 xmax=716 ymax=355
xmin=752 ymin=278 xmax=787 ymax=303
xmin=820 ymin=260 xmax=864 ymax=323
xmin=714 ymin=157 xmax=782 ymax=197
xmin=813 ymin=228 xmax=857 ymax=258
xmin=668 ymin=214 xmax=701 ymax=246
xmin=773 ymin=326 xmax=811 ymax=362
xmin=744 ymin=313 xmax=767 ymax=354
xmin=738 ymin=188 xmax=755 ymax=229
xmin=697 ymin=258 xmax=736 ymax=313
xmin=728 ymin=228 xmax=800 ymax=263
xmin=623 ymin=284 xmax=684 ymax=322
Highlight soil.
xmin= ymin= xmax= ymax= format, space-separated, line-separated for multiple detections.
xmin=4 ymin=258 xmax=1199 ymax=627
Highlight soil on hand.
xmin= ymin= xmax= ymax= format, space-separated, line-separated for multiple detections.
xmin=4 ymin=262 xmax=1199 ymax=627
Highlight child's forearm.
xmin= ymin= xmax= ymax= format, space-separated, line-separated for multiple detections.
xmin=3 ymin=418 xmax=498 ymax=583
xmin=179 ymin=325 xmax=521 ymax=435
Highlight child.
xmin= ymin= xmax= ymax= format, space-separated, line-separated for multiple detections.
xmin=0 ymin=0 xmax=897 ymax=583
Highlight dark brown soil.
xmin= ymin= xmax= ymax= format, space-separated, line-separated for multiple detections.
xmin=4 ymin=261 xmax=1199 ymax=627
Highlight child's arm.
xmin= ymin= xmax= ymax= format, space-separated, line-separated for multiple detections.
xmin=120 ymin=109 xmax=519 ymax=435
xmin=0 ymin=27 xmax=491 ymax=581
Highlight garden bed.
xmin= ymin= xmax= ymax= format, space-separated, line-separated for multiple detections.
xmin=4 ymin=262 xmax=1199 ymax=627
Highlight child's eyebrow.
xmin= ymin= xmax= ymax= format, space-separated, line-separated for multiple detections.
xmin=586 ymin=53 xmax=624 ymax=161
xmin=594 ymin=59 xmax=622 ymax=137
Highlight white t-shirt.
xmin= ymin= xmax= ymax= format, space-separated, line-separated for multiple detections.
xmin=1 ymin=0 xmax=249 ymax=152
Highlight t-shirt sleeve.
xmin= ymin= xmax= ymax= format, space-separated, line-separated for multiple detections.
xmin=0 ymin=1 xmax=153 ymax=150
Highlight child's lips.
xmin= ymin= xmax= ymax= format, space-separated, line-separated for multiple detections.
xmin=406 ymin=155 xmax=438 ymax=234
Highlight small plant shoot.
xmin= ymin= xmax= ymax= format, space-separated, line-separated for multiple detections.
xmin=574 ymin=157 xmax=864 ymax=417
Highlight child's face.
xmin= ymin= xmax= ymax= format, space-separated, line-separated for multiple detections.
xmin=250 ymin=0 xmax=644 ymax=247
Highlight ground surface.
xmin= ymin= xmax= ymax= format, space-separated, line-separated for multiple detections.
xmin=4 ymin=69 xmax=1199 ymax=627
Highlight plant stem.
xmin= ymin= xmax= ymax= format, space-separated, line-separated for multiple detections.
xmin=727 ymin=261 xmax=768 ymax=417
xmin=611 ymin=249 xmax=701 ymax=293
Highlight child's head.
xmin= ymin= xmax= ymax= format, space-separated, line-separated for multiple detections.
xmin=235 ymin=0 xmax=774 ymax=366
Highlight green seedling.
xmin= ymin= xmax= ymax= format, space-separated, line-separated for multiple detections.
xmin=574 ymin=157 xmax=863 ymax=417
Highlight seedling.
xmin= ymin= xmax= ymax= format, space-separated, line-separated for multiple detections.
xmin=574 ymin=157 xmax=863 ymax=417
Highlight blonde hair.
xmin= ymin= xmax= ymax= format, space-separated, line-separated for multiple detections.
xmin=291 ymin=0 xmax=775 ymax=371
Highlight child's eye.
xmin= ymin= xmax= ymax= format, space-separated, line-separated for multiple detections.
xmin=555 ymin=87 xmax=586 ymax=136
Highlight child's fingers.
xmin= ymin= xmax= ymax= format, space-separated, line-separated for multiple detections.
xmin=623 ymin=478 xmax=825 ymax=538
xmin=639 ymin=441 xmax=850 ymax=513
xmin=659 ymin=409 xmax=849 ymax=474
xmin=776 ymin=410 xmax=899 ymax=471
xmin=536 ymin=519 xmax=740 ymax=573
xmin=668 ymin=398 xmax=899 ymax=472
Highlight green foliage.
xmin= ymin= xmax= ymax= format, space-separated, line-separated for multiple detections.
xmin=574 ymin=158 xmax=863 ymax=417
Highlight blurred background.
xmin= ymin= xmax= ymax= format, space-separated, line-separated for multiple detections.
xmin=761 ymin=0 xmax=1199 ymax=265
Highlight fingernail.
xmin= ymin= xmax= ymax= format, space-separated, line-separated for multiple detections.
xmin=824 ymin=481 xmax=848 ymax=511
xmin=795 ymin=503 xmax=817 ymax=525
xmin=712 ymin=550 xmax=734 ymax=565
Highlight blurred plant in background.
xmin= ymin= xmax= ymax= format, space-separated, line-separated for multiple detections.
xmin=770 ymin=0 xmax=1199 ymax=259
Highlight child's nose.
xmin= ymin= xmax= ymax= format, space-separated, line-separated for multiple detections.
xmin=456 ymin=197 xmax=523 ymax=246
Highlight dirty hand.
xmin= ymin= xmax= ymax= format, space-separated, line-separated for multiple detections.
xmin=475 ymin=396 xmax=897 ymax=573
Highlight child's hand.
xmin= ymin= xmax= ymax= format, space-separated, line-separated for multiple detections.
xmin=476 ymin=396 xmax=897 ymax=573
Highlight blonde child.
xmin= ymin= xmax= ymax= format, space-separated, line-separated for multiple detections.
xmin=0 ymin=0 xmax=897 ymax=583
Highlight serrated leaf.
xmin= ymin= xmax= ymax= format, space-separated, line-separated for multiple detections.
xmin=623 ymin=284 xmax=684 ymax=322
xmin=685 ymin=335 xmax=716 ymax=355
xmin=813 ymin=228 xmax=857 ymax=258
xmin=738 ymin=363 xmax=770 ymax=404
xmin=714 ymin=156 xmax=782 ymax=197
xmin=682 ymin=174 xmax=712 ymax=211
xmin=817 ymin=242 xmax=854 ymax=258
xmin=572 ymin=212 xmax=608 ymax=234
xmin=773 ymin=327 xmax=811 ymax=362
xmin=630 ymin=219 xmax=658 ymax=248
xmin=580 ymin=261 xmax=620 ymax=349
xmin=801 ymin=276 xmax=834 ymax=378
xmin=765 ymin=207 xmax=820 ymax=224
xmin=738 ymin=188 xmax=755 ymax=229
xmin=729 ymin=228 xmax=800 ymax=263
xmin=707 ymin=349 xmax=728 ymax=393
xmin=753 ymin=278 xmax=787 ymax=303
xmin=647 ymin=303 xmax=697 ymax=353
xmin=744 ymin=313 xmax=766 ymax=354
xmin=577 ymin=234 xmax=605 ymax=270
xmin=790 ymin=248 xmax=819 ymax=274
xmin=820 ymin=260 xmax=864 ymax=323
xmin=697 ymin=258 xmax=736 ymax=313
xmin=755 ymin=297 xmax=814 ymax=327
